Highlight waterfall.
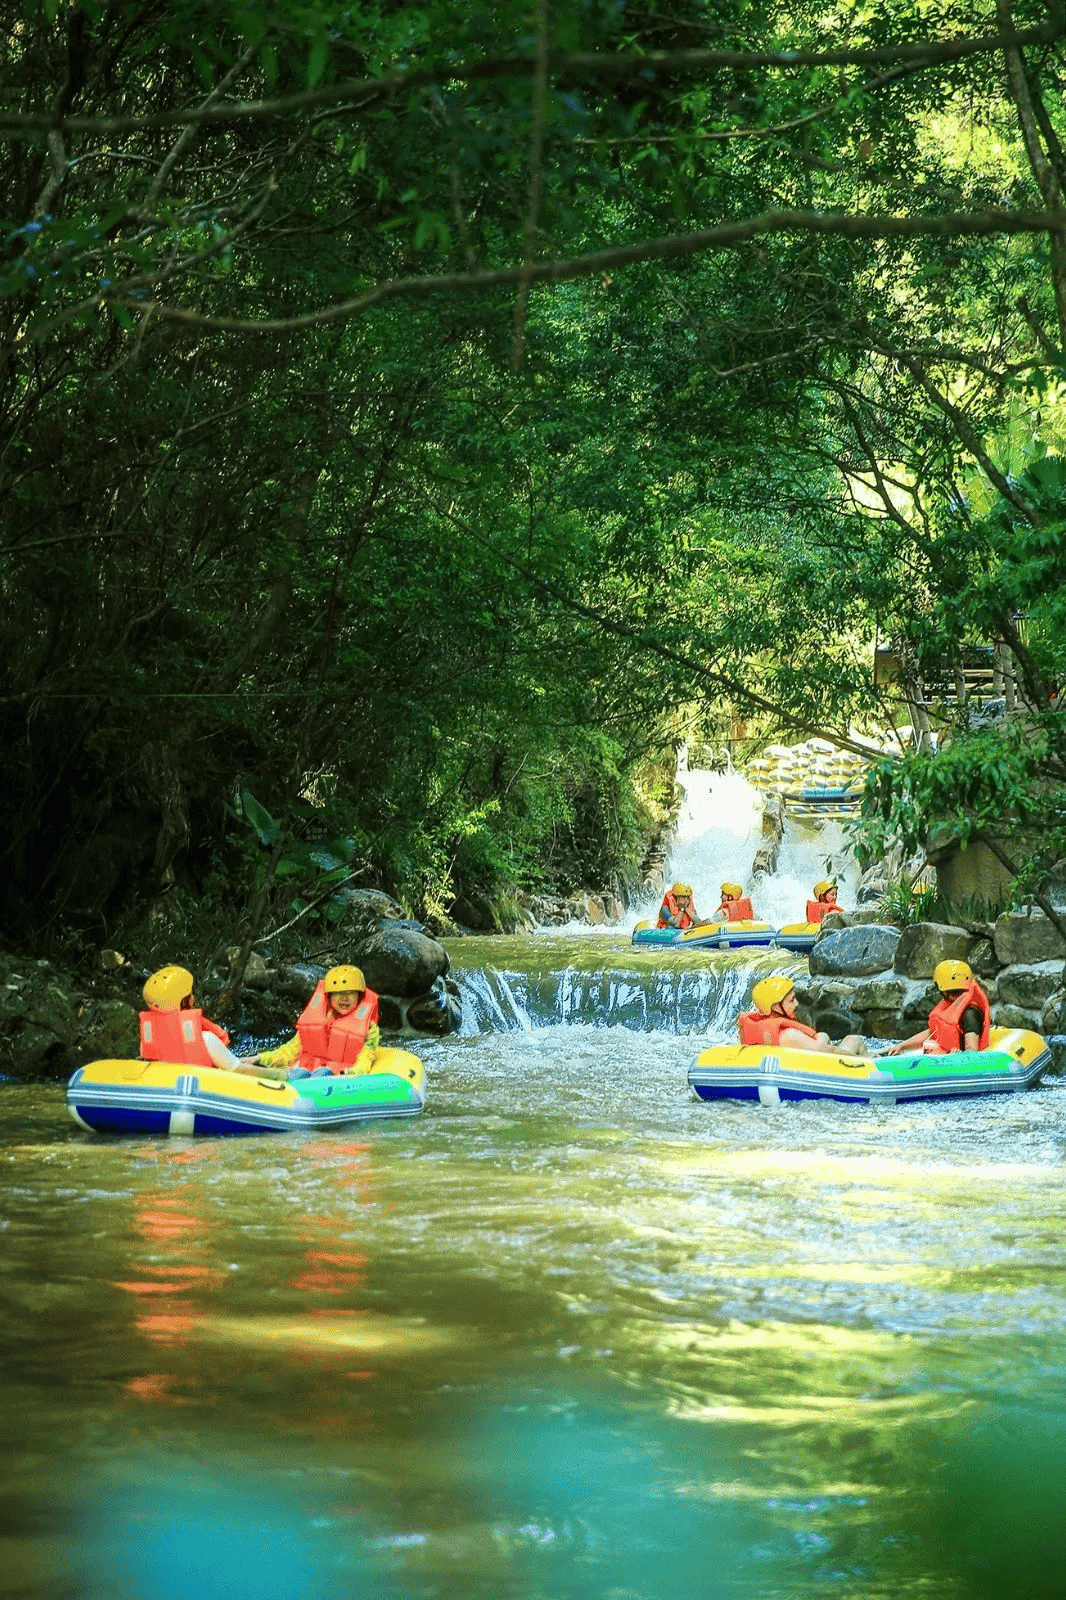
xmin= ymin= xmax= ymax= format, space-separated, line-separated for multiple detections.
xmin=642 ymin=765 xmax=859 ymax=928
xmin=452 ymin=956 xmax=775 ymax=1038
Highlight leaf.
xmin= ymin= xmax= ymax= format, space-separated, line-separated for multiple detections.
xmin=240 ymin=789 xmax=278 ymax=847
xmin=307 ymin=33 xmax=328 ymax=87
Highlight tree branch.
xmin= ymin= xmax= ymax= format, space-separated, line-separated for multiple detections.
xmin=107 ymin=207 xmax=1060 ymax=338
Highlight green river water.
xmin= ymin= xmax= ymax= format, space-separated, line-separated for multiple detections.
xmin=3 ymin=933 xmax=1065 ymax=1600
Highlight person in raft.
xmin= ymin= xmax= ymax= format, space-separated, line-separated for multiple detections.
xmin=251 ymin=964 xmax=381 ymax=1079
xmin=737 ymin=976 xmax=868 ymax=1056
xmin=886 ymin=959 xmax=991 ymax=1056
xmin=805 ymin=880 xmax=842 ymax=924
xmin=657 ymin=882 xmax=705 ymax=929
xmin=715 ymin=882 xmax=758 ymax=922
xmin=140 ymin=964 xmax=246 ymax=1070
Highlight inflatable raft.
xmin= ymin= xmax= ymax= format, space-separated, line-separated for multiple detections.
xmin=688 ymin=1026 xmax=1051 ymax=1105
xmin=632 ymin=919 xmax=819 ymax=953
xmin=67 ymin=1047 xmax=427 ymax=1136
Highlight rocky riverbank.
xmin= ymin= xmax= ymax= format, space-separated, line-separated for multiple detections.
xmin=0 ymin=890 xmax=459 ymax=1083
xmin=796 ymin=907 xmax=1066 ymax=1069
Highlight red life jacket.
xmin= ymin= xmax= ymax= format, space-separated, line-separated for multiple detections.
xmin=925 ymin=980 xmax=991 ymax=1054
xmin=719 ymin=896 xmax=755 ymax=922
xmin=737 ymin=1011 xmax=820 ymax=1047
xmin=297 ymin=982 xmax=380 ymax=1074
xmin=139 ymin=1008 xmax=230 ymax=1068
xmin=657 ymin=891 xmax=696 ymax=930
xmin=805 ymin=898 xmax=838 ymax=923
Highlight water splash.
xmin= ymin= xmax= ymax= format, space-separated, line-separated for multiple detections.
xmin=643 ymin=767 xmax=860 ymax=928
xmin=453 ymin=956 xmax=768 ymax=1039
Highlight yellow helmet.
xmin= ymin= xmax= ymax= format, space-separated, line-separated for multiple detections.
xmin=671 ymin=882 xmax=692 ymax=897
xmin=813 ymin=880 xmax=837 ymax=897
xmin=721 ymin=881 xmax=743 ymax=898
xmin=324 ymin=964 xmax=366 ymax=994
xmin=934 ymin=958 xmax=972 ymax=993
xmin=143 ymin=965 xmax=194 ymax=1010
xmin=751 ymin=976 xmax=796 ymax=1014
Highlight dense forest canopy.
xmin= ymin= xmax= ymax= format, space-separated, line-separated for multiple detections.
xmin=1 ymin=0 xmax=1064 ymax=956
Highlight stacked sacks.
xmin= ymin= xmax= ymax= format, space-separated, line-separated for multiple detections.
xmin=741 ymin=738 xmax=871 ymax=798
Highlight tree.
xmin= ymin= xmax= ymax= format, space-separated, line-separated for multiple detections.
xmin=1 ymin=0 xmax=1064 ymax=945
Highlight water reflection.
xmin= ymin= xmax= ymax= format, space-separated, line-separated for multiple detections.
xmin=3 ymin=939 xmax=1066 ymax=1597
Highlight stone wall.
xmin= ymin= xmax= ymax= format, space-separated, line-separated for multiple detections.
xmin=795 ymin=910 xmax=1066 ymax=1067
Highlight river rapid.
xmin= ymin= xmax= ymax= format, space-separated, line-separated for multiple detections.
xmin=3 ymin=930 xmax=1066 ymax=1600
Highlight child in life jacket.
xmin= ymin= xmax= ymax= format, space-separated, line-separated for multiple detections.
xmin=139 ymin=965 xmax=245 ymax=1070
xmin=737 ymin=976 xmax=867 ymax=1056
xmin=887 ymin=960 xmax=991 ymax=1056
xmin=251 ymin=964 xmax=381 ymax=1079
xmin=657 ymin=882 xmax=702 ymax=929
xmin=715 ymin=882 xmax=758 ymax=922
xmin=805 ymin=880 xmax=842 ymax=924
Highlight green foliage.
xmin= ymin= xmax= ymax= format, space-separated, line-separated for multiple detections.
xmin=879 ymin=877 xmax=939 ymax=928
xmin=1 ymin=0 xmax=1065 ymax=947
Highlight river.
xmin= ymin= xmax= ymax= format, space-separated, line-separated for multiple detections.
xmin=3 ymin=930 xmax=1066 ymax=1600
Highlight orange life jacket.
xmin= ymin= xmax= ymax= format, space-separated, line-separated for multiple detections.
xmin=737 ymin=1011 xmax=820 ymax=1047
xmin=657 ymin=891 xmax=696 ymax=930
xmin=296 ymin=981 xmax=380 ymax=1074
xmin=805 ymin=898 xmax=838 ymax=923
xmin=925 ymin=980 xmax=991 ymax=1054
xmin=139 ymin=1008 xmax=230 ymax=1068
xmin=719 ymin=896 xmax=755 ymax=922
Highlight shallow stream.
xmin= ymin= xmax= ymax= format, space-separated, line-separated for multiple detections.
xmin=3 ymin=931 xmax=1065 ymax=1599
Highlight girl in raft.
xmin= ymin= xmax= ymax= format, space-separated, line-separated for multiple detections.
xmin=715 ymin=882 xmax=759 ymax=922
xmin=140 ymin=965 xmax=247 ymax=1070
xmin=805 ymin=880 xmax=842 ymax=924
xmin=657 ymin=882 xmax=707 ymax=929
xmin=887 ymin=960 xmax=991 ymax=1056
xmin=737 ymin=976 xmax=867 ymax=1056
xmin=251 ymin=964 xmax=381 ymax=1079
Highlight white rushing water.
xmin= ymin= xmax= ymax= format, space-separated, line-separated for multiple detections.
xmin=636 ymin=762 xmax=859 ymax=929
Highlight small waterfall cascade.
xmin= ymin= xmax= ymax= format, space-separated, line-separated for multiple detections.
xmin=450 ymin=758 xmax=853 ymax=1041
xmin=453 ymin=958 xmax=760 ymax=1039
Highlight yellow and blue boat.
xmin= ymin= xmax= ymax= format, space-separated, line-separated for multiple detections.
xmin=688 ymin=1026 xmax=1051 ymax=1105
xmin=632 ymin=919 xmax=819 ymax=953
xmin=67 ymin=1048 xmax=427 ymax=1135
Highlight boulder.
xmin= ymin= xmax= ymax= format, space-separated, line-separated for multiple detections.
xmin=994 ymin=911 xmax=1066 ymax=966
xmin=273 ymin=961 xmax=325 ymax=1001
xmin=28 ymin=981 xmax=80 ymax=1044
xmin=992 ymin=961 xmax=1065 ymax=1010
xmin=809 ymin=924 xmax=901 ymax=977
xmin=404 ymin=977 xmax=462 ymax=1034
xmin=893 ymin=922 xmax=982 ymax=979
xmin=849 ymin=977 xmax=908 ymax=1013
xmin=332 ymin=887 xmax=406 ymax=943
xmin=1041 ymin=987 xmax=1066 ymax=1037
xmin=79 ymin=998 xmax=140 ymax=1061
xmin=991 ymin=1002 xmax=1043 ymax=1031
xmin=901 ymin=983 xmax=939 ymax=1022
xmin=357 ymin=922 xmax=449 ymax=999
xmin=846 ymin=905 xmax=890 ymax=925
xmin=449 ymin=895 xmax=497 ymax=931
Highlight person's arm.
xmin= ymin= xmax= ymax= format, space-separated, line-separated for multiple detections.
xmin=256 ymin=1034 xmax=301 ymax=1071
xmin=888 ymin=1028 xmax=930 ymax=1056
xmin=780 ymin=1026 xmax=830 ymax=1051
xmin=202 ymin=1029 xmax=245 ymax=1071
xmin=960 ymin=1006 xmax=984 ymax=1051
